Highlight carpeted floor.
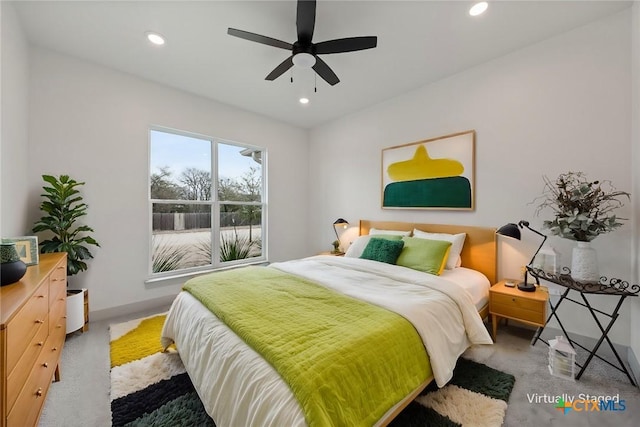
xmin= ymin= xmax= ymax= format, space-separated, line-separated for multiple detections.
xmin=109 ymin=314 xmax=515 ymax=427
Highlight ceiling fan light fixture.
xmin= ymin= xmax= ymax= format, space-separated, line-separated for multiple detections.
xmin=146 ymin=32 xmax=165 ymax=46
xmin=292 ymin=53 xmax=316 ymax=69
xmin=469 ymin=2 xmax=488 ymax=16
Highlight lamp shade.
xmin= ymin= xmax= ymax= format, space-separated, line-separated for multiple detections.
xmin=496 ymin=223 xmax=521 ymax=240
xmin=333 ymin=218 xmax=348 ymax=226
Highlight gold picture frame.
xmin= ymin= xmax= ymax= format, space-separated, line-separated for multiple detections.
xmin=381 ymin=130 xmax=475 ymax=210
xmin=6 ymin=236 xmax=39 ymax=266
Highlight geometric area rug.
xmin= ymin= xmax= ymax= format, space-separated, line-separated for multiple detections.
xmin=110 ymin=314 xmax=515 ymax=427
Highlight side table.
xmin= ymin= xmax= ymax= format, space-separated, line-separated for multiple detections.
xmin=528 ymin=266 xmax=639 ymax=386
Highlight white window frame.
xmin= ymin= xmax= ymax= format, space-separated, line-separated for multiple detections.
xmin=148 ymin=126 xmax=267 ymax=281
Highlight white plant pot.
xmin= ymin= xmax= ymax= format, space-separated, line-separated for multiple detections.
xmin=571 ymin=242 xmax=599 ymax=282
xmin=66 ymin=288 xmax=86 ymax=334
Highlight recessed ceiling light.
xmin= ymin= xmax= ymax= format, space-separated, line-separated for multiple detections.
xmin=469 ymin=2 xmax=488 ymax=17
xmin=146 ymin=32 xmax=165 ymax=46
xmin=299 ymin=97 xmax=310 ymax=104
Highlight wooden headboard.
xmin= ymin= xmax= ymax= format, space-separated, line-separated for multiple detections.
xmin=359 ymin=220 xmax=497 ymax=284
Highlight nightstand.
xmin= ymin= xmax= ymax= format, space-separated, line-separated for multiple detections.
xmin=318 ymin=251 xmax=345 ymax=256
xmin=489 ymin=280 xmax=548 ymax=341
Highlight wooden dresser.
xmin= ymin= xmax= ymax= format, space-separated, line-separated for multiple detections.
xmin=0 ymin=253 xmax=67 ymax=427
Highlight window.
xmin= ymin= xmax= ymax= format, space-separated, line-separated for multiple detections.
xmin=149 ymin=128 xmax=265 ymax=277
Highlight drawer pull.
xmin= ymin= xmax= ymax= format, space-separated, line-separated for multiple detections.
xmin=52 ymin=346 xmax=58 ymax=351
xmin=35 ymin=319 xmax=44 ymax=324
xmin=36 ymin=388 xmax=43 ymax=397
xmin=43 ymin=362 xmax=49 ymax=368
xmin=37 ymin=341 xmax=44 ymax=346
xmin=512 ymin=298 xmax=516 ymax=302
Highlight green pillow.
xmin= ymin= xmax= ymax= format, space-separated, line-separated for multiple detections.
xmin=396 ymin=237 xmax=452 ymax=275
xmin=360 ymin=237 xmax=405 ymax=264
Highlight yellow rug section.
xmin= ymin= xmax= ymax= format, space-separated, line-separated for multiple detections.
xmin=110 ymin=315 xmax=168 ymax=368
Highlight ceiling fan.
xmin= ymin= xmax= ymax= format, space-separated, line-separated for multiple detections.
xmin=227 ymin=0 xmax=377 ymax=86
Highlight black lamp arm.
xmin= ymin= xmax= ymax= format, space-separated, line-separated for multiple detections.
xmin=518 ymin=221 xmax=547 ymax=265
xmin=516 ymin=220 xmax=547 ymax=287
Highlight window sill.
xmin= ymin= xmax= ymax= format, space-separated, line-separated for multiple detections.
xmin=145 ymin=259 xmax=269 ymax=286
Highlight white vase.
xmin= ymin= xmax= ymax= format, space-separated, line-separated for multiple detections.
xmin=571 ymin=242 xmax=599 ymax=282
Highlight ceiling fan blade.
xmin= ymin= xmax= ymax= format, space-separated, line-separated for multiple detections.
xmin=296 ymin=0 xmax=316 ymax=44
xmin=312 ymin=56 xmax=339 ymax=86
xmin=265 ymin=56 xmax=294 ymax=81
xmin=227 ymin=28 xmax=293 ymax=50
xmin=314 ymin=36 xmax=377 ymax=54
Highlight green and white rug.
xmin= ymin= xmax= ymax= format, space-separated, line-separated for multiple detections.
xmin=110 ymin=314 xmax=515 ymax=427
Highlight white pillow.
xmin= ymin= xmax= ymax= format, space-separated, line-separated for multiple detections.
xmin=369 ymin=228 xmax=411 ymax=236
xmin=344 ymin=235 xmax=403 ymax=258
xmin=412 ymin=229 xmax=466 ymax=270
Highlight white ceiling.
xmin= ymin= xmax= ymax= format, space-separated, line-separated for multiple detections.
xmin=12 ymin=1 xmax=631 ymax=129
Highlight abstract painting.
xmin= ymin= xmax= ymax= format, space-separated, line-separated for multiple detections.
xmin=382 ymin=130 xmax=475 ymax=210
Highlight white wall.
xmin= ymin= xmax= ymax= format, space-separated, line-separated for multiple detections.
xmin=310 ymin=10 xmax=633 ymax=345
xmin=27 ymin=48 xmax=310 ymax=315
xmin=0 ymin=2 xmax=30 ymax=236
xmin=630 ymin=0 xmax=640 ymax=376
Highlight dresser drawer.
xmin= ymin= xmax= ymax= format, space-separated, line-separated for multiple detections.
xmin=49 ymin=274 xmax=66 ymax=307
xmin=49 ymin=290 xmax=66 ymax=335
xmin=6 ymin=342 xmax=57 ymax=427
xmin=6 ymin=285 xmax=49 ymax=373
xmin=47 ymin=311 xmax=66 ymax=357
xmin=5 ymin=319 xmax=48 ymax=411
xmin=50 ymin=262 xmax=67 ymax=284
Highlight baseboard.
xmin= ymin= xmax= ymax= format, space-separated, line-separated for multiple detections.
xmin=540 ymin=325 xmax=630 ymax=363
xmin=494 ymin=318 xmax=632 ymax=367
xmin=628 ymin=347 xmax=640 ymax=385
xmin=90 ymin=294 xmax=177 ymax=322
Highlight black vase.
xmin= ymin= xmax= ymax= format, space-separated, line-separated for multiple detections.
xmin=1 ymin=260 xmax=27 ymax=286
xmin=1 ymin=242 xmax=28 ymax=286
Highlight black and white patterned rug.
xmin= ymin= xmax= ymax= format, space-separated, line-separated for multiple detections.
xmin=110 ymin=314 xmax=515 ymax=427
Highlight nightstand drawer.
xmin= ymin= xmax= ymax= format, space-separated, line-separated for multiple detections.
xmin=491 ymin=293 xmax=544 ymax=312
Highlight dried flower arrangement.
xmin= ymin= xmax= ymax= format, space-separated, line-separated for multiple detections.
xmin=533 ymin=172 xmax=630 ymax=242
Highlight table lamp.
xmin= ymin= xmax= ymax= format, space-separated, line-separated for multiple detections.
xmin=496 ymin=220 xmax=547 ymax=292
xmin=332 ymin=218 xmax=349 ymax=251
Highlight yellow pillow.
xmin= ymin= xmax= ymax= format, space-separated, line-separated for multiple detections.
xmin=396 ymin=237 xmax=452 ymax=275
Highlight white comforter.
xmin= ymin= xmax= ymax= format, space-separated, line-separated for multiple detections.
xmin=161 ymin=256 xmax=493 ymax=427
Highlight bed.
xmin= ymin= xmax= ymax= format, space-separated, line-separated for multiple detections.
xmin=161 ymin=220 xmax=496 ymax=426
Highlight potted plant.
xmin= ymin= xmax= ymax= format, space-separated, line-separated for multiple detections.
xmin=32 ymin=175 xmax=100 ymax=333
xmin=533 ymin=171 xmax=629 ymax=281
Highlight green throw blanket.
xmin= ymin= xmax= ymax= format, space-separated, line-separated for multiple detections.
xmin=184 ymin=266 xmax=431 ymax=427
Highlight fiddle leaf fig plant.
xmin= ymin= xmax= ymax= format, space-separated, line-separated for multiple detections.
xmin=32 ymin=175 xmax=100 ymax=276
